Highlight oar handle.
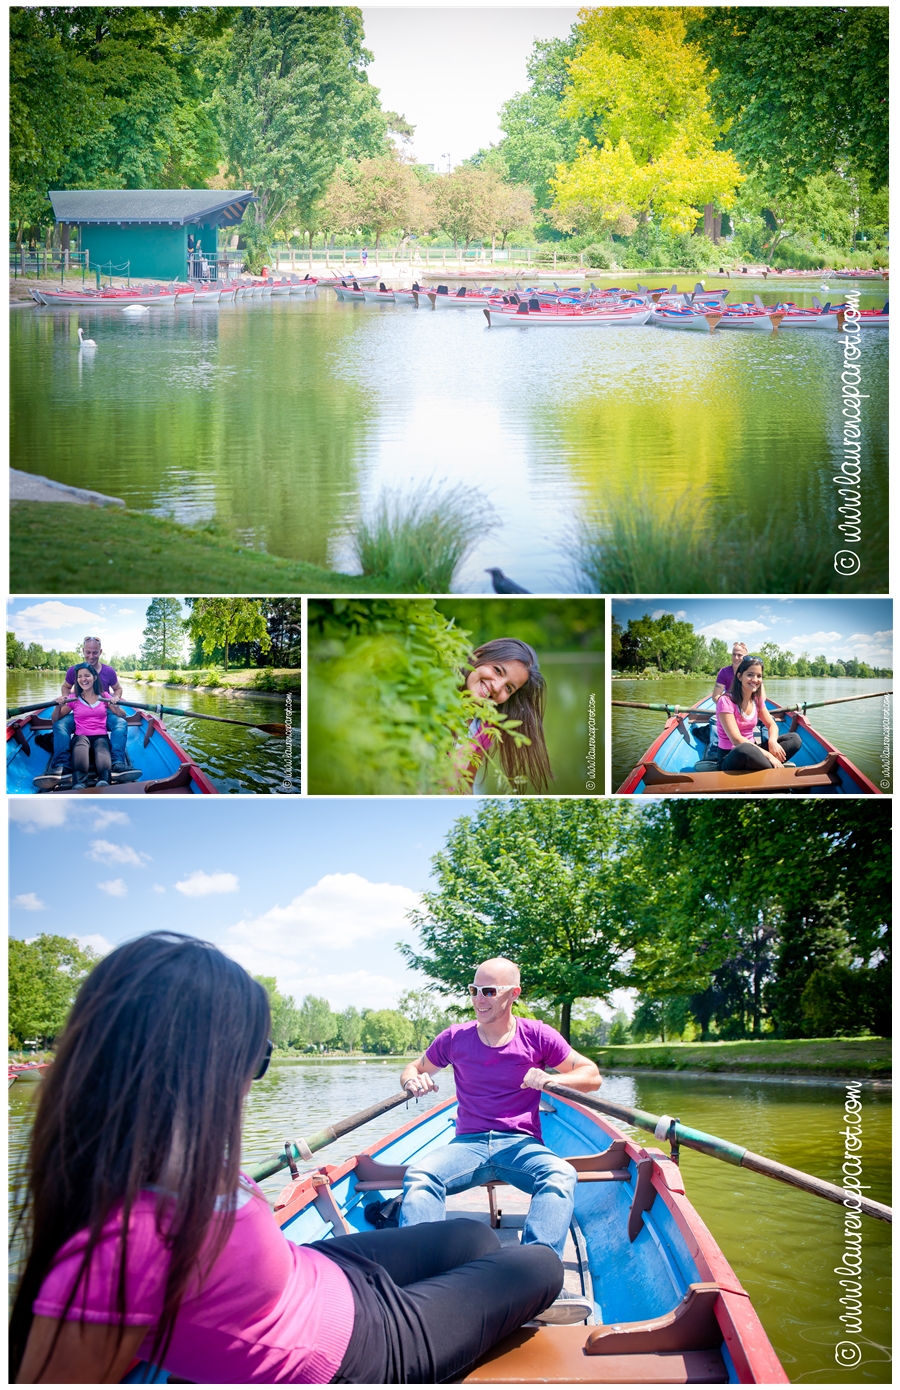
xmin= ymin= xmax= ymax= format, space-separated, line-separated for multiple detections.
xmin=245 ymin=1090 xmax=411 ymax=1183
xmin=544 ymin=1083 xmax=891 ymax=1224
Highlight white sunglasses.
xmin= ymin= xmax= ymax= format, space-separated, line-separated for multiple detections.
xmin=468 ymin=984 xmax=516 ymax=999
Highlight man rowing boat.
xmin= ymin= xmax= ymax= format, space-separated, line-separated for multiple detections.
xmin=399 ymin=956 xmax=601 ymax=1324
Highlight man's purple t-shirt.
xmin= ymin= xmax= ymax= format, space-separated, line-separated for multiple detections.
xmin=714 ymin=665 xmax=736 ymax=694
xmin=65 ymin=662 xmax=117 ymax=693
xmin=425 ymin=1019 xmax=570 ymax=1142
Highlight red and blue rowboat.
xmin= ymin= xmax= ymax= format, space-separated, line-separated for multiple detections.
xmin=617 ymin=697 xmax=881 ymax=795
xmin=6 ymin=703 xmax=217 ymax=795
xmin=126 ymin=1090 xmax=787 ymax=1384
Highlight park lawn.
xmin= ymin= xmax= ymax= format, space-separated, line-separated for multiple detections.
xmin=128 ymin=668 xmax=300 ymax=693
xmin=589 ymin=1036 xmax=890 ymax=1079
xmin=10 ymin=503 xmax=388 ymax=594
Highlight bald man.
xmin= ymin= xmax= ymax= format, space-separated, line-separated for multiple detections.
xmin=398 ymin=957 xmax=601 ymax=1324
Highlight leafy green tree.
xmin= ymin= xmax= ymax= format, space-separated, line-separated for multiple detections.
xmin=402 ymin=800 xmax=636 ymax=1041
xmin=217 ymin=8 xmax=385 ymax=266
xmin=607 ymin=1011 xmax=631 ymax=1046
xmin=9 ymin=935 xmax=100 ymax=1046
xmin=338 ymin=1005 xmax=364 ymax=1052
xmin=253 ymin=975 xmax=302 ymax=1048
xmin=321 ymin=155 xmax=434 ymax=248
xmin=396 ymin=989 xmax=453 ymax=1052
xmin=361 ymin=1009 xmax=414 ymax=1055
xmin=7 ymin=632 xmax=28 ymax=668
xmin=298 ymin=994 xmax=339 ymax=1050
xmin=689 ymin=7 xmax=888 ymax=188
xmin=708 ymin=638 xmax=729 ymax=673
xmin=186 ymin=598 xmax=270 ymax=673
xmin=433 ymin=166 xmax=501 ymax=251
xmin=140 ymin=598 xmax=185 ymax=668
xmin=799 ymin=964 xmax=887 ymax=1039
xmin=493 ymin=33 xmax=590 ymax=211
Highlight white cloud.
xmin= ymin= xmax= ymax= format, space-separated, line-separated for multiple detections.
xmin=695 ymin=619 xmax=770 ymax=642
xmin=97 ymin=878 xmax=128 ymax=898
xmin=175 ymin=870 xmax=240 ymax=897
xmin=92 ymin=810 xmax=130 ymax=830
xmin=228 ymin=872 xmax=421 ymax=955
xmin=153 ymin=884 xmax=166 ymax=894
xmin=87 ymin=839 xmax=150 ymax=867
xmin=9 ymin=801 xmax=71 ymax=831
xmin=10 ymin=600 xmax=103 ymax=642
xmin=14 ymin=893 xmax=45 ymax=911
xmin=74 ymin=933 xmax=115 ymax=956
xmin=787 ymin=631 xmax=843 ymax=646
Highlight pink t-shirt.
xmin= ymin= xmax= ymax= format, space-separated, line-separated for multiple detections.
xmin=715 ymin=694 xmax=762 ymax=751
xmin=33 ymin=1177 xmax=354 ymax=1384
xmin=426 ymin=1018 xmax=570 ymax=1142
xmin=70 ymin=695 xmax=112 ymax=737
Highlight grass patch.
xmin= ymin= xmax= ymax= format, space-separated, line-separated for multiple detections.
xmin=10 ymin=503 xmax=393 ymax=594
xmin=353 ymin=482 xmax=496 ymax=593
xmin=588 ymin=1036 xmax=891 ymax=1079
xmin=573 ymin=494 xmax=884 ymax=594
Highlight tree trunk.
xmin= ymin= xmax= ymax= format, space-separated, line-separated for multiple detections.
xmin=560 ymin=999 xmax=572 ymax=1042
xmin=703 ymin=204 xmax=715 ymax=240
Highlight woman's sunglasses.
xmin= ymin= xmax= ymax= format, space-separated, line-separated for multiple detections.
xmin=253 ymin=1039 xmax=273 ymax=1081
xmin=468 ymin=984 xmax=515 ymax=999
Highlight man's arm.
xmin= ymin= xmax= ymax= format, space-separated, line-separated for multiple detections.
xmin=712 ymin=681 xmax=727 ymax=700
xmin=400 ymin=1052 xmax=444 ymax=1096
xmin=58 ymin=678 xmax=74 ymax=704
xmin=522 ymin=1047 xmax=601 ymax=1094
xmin=17 ymin=1315 xmax=149 ymax=1383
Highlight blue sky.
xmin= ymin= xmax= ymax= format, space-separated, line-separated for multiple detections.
xmin=612 ymin=598 xmax=893 ymax=668
xmin=362 ymin=8 xmax=578 ymax=168
xmin=8 ymin=597 xmax=187 ymax=664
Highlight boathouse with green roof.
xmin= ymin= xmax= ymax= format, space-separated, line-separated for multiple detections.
xmin=48 ymin=190 xmax=257 ymax=281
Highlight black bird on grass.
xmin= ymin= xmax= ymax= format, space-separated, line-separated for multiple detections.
xmin=486 ymin=568 xmax=530 ymax=594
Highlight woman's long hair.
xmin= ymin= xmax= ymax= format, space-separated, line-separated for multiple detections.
xmin=728 ymin=655 xmax=765 ymax=709
xmin=464 ymin=638 xmax=552 ymax=792
xmin=70 ymin=661 xmax=100 ymax=697
xmin=9 ymin=932 xmax=270 ymax=1381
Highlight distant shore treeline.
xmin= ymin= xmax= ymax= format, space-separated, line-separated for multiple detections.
xmin=612 ymin=613 xmax=892 ymax=679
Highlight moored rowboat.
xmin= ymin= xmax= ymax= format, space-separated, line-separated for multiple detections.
xmin=617 ymin=696 xmax=882 ymax=795
xmin=484 ymin=303 xmax=654 ymax=327
xmin=127 ymin=1090 xmax=787 ymax=1383
xmin=6 ymin=704 xmax=218 ymax=795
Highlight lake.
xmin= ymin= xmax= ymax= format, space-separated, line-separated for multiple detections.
xmin=9 ymin=1062 xmax=890 ymax=1382
xmin=10 ymin=280 xmax=888 ymax=593
xmin=5 ymin=670 xmax=300 ymax=794
xmin=612 ymin=676 xmax=892 ymax=791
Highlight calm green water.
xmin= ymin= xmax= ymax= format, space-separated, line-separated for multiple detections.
xmin=9 ymin=1064 xmax=890 ymax=1381
xmin=6 ymin=670 xmax=300 ymax=794
xmin=612 ymin=676 xmax=892 ymax=791
xmin=10 ymin=280 xmax=888 ymax=593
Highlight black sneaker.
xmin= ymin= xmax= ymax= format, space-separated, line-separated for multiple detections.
xmin=110 ymin=767 xmax=142 ymax=784
xmin=33 ymin=766 xmax=70 ymax=790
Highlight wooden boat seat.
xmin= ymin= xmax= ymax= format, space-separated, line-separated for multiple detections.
xmin=57 ymin=765 xmax=199 ymax=795
xmin=641 ymin=754 xmax=840 ymax=795
xmin=461 ymin=1285 xmax=726 ymax=1384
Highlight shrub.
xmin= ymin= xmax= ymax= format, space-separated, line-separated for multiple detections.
xmin=801 ymin=965 xmax=891 ymax=1037
xmin=353 ymin=481 xmax=496 ymax=593
xmin=582 ymin=242 xmax=615 ymax=270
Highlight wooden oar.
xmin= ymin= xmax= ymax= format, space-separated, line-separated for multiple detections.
xmin=7 ymin=699 xmax=286 ymax=737
xmin=771 ymin=690 xmax=892 ymax=714
xmin=245 ymin=1090 xmax=412 ymax=1183
xmin=611 ymin=701 xmax=707 ymax=716
xmin=544 ymin=1082 xmax=891 ymax=1224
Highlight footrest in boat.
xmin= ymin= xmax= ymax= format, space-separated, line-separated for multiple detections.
xmin=641 ymin=755 xmax=840 ymax=794
xmin=460 ymin=1328 xmax=727 ymax=1384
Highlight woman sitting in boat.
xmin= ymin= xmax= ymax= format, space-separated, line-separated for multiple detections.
xmin=11 ymin=933 xmax=564 ymax=1385
xmin=51 ymin=664 xmax=130 ymax=789
xmin=715 ymin=655 xmax=802 ymax=773
xmin=460 ymin=638 xmax=552 ymax=793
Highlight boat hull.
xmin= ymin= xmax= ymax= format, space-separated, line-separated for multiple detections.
xmin=6 ymin=704 xmax=218 ymax=795
xmin=484 ymin=307 xmax=654 ymax=327
xmin=650 ymin=309 xmax=719 ymax=332
xmin=617 ymin=697 xmax=881 ymax=795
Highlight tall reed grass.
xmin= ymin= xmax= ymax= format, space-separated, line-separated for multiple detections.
xmin=573 ymin=495 xmax=871 ymax=594
xmin=353 ymin=482 xmax=496 ymax=593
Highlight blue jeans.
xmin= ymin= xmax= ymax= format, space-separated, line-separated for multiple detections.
xmin=52 ymin=712 xmax=128 ymax=770
xmin=399 ymin=1131 xmax=576 ymax=1259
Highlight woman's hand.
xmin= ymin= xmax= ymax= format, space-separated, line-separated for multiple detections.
xmin=767 ymin=737 xmax=787 ymax=764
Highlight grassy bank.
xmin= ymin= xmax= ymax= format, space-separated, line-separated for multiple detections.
xmin=128 ymin=668 xmax=300 ymax=694
xmin=588 ymin=1037 xmax=890 ymax=1079
xmin=10 ymin=503 xmax=388 ymax=594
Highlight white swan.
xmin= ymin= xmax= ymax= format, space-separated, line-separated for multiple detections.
xmin=77 ymin=327 xmax=97 ymax=347
xmin=121 ymin=304 xmax=149 ymax=314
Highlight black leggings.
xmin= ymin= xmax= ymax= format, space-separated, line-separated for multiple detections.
xmin=72 ymin=734 xmax=111 ymax=779
xmin=720 ymin=730 xmax=802 ymax=771
xmin=317 ymin=1220 xmax=563 ymax=1384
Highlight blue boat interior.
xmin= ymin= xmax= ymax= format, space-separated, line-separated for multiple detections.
xmin=126 ymin=1097 xmax=746 ymax=1384
xmin=629 ymin=697 xmax=864 ymax=795
xmin=6 ymin=704 xmax=205 ymax=794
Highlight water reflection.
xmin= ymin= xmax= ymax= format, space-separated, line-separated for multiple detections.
xmin=11 ymin=285 xmax=888 ymax=591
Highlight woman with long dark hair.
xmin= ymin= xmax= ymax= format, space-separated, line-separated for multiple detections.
xmin=460 ymin=638 xmax=552 ymax=793
xmin=11 ymin=933 xmax=562 ymax=1384
xmin=715 ymin=655 xmax=802 ymax=771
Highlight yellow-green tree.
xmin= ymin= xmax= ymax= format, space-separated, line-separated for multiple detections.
xmin=552 ymin=7 xmax=743 ymax=235
xmin=186 ymin=598 xmax=271 ymax=673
